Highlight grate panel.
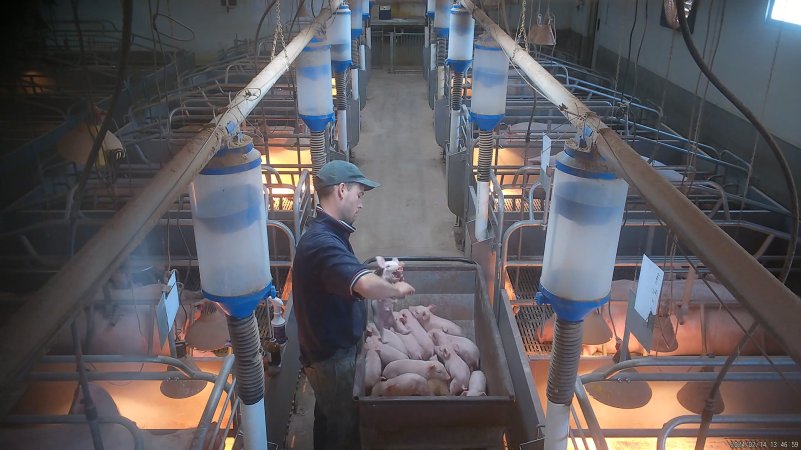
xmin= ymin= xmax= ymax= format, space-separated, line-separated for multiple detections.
xmin=494 ymin=197 xmax=542 ymax=213
xmin=507 ymin=266 xmax=541 ymax=301
xmin=270 ymin=197 xmax=295 ymax=212
xmin=515 ymin=304 xmax=554 ymax=355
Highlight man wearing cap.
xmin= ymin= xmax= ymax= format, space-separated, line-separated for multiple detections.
xmin=292 ymin=160 xmax=415 ymax=450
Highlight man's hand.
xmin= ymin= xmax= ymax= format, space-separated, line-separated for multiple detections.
xmin=393 ymin=281 xmax=415 ymax=298
xmin=354 ymin=273 xmax=415 ymax=300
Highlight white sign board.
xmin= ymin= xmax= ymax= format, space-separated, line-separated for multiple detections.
xmin=541 ymin=134 xmax=551 ymax=172
xmin=156 ymin=270 xmax=180 ymax=346
xmin=634 ymin=255 xmax=663 ymax=321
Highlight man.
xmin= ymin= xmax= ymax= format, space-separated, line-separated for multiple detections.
xmin=292 ymin=160 xmax=415 ymax=450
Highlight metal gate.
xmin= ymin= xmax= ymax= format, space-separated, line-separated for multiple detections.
xmin=370 ymin=26 xmax=424 ymax=73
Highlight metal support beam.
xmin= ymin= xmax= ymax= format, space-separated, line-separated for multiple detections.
xmin=0 ymin=0 xmax=342 ymax=412
xmin=460 ymin=0 xmax=801 ymax=365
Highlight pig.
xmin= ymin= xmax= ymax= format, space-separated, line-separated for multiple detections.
xmin=434 ymin=345 xmax=471 ymax=396
xmin=374 ymin=256 xmax=405 ymax=283
xmin=376 ymin=343 xmax=409 ymax=366
xmin=372 ymin=299 xmax=398 ymax=340
xmin=392 ymin=311 xmax=413 ymax=335
xmin=372 ymin=373 xmax=433 ymax=397
xmin=371 ymin=256 xmax=405 ymax=341
xmin=535 ymin=300 xmax=783 ymax=357
xmin=364 ymin=349 xmax=382 ymax=394
xmin=398 ymin=330 xmax=426 ymax=360
xmin=381 ymin=328 xmax=409 ymax=356
xmin=51 ymin=305 xmax=150 ymax=355
xmin=382 ymin=359 xmax=450 ymax=381
xmin=462 ymin=370 xmax=487 ymax=397
xmin=69 ymin=383 xmax=120 ymax=416
xmin=408 ymin=305 xmax=465 ymax=337
xmin=427 ymin=378 xmax=450 ymax=396
xmin=364 ymin=334 xmax=382 ymax=353
xmin=51 ymin=284 xmax=208 ymax=356
xmin=366 ymin=322 xmax=380 ymax=337
xmin=400 ymin=309 xmax=435 ymax=359
xmin=430 ymin=329 xmax=480 ymax=370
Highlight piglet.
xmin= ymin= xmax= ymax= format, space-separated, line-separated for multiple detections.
xmin=427 ymin=378 xmax=450 ymax=396
xmin=461 ymin=370 xmax=487 ymax=397
xmin=434 ymin=345 xmax=470 ymax=396
xmin=364 ymin=349 xmax=382 ymax=394
xmin=376 ymin=343 xmax=409 ymax=366
xmin=374 ymin=256 xmax=404 ymax=283
xmin=398 ymin=330 xmax=425 ymax=360
xmin=408 ymin=305 xmax=465 ymax=337
xmin=400 ymin=309 xmax=435 ymax=359
xmin=382 ymin=359 xmax=450 ymax=382
xmin=392 ymin=311 xmax=412 ymax=335
xmin=372 ymin=299 xmax=397 ymax=341
xmin=430 ymin=329 xmax=480 ymax=370
xmin=372 ymin=257 xmax=405 ymax=341
xmin=372 ymin=373 xmax=433 ymax=397
xmin=364 ymin=335 xmax=382 ymax=353
xmin=381 ymin=328 xmax=409 ymax=356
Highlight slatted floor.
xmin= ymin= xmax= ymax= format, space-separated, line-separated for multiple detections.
xmin=514 ymin=304 xmax=554 ymax=355
xmin=506 ymin=266 xmax=540 ymax=301
xmin=270 ymin=197 xmax=294 ymax=212
xmin=506 ymin=266 xmax=554 ymax=355
xmin=493 ymin=197 xmax=543 ymax=213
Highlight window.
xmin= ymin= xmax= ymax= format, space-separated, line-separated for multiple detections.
xmin=770 ymin=0 xmax=801 ymax=26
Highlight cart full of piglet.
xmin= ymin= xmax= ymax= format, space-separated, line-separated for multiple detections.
xmin=363 ymin=257 xmax=486 ymax=397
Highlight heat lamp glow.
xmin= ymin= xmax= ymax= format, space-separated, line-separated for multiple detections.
xmin=471 ymin=146 xmax=526 ymax=167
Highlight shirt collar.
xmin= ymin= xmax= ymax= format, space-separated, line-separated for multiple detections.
xmin=315 ymin=206 xmax=356 ymax=236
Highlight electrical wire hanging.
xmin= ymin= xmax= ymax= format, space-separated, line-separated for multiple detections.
xmin=676 ymin=4 xmax=798 ymax=285
xmin=68 ymin=0 xmax=134 ymax=255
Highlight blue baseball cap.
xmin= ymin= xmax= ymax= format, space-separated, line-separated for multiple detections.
xmin=315 ymin=160 xmax=380 ymax=190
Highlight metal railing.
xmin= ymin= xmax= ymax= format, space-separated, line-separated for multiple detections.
xmin=565 ymin=357 xmax=801 ymax=449
xmin=5 ymin=353 xmax=236 ymax=450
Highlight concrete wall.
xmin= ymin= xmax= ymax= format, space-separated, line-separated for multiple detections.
xmin=596 ymin=0 xmax=801 ymax=148
xmin=592 ymin=0 xmax=801 ymax=207
xmin=42 ymin=0 xmax=316 ymax=63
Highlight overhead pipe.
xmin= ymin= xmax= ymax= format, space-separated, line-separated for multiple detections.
xmin=458 ymin=0 xmax=801 ymax=366
xmin=0 ymin=0 xmax=343 ymax=415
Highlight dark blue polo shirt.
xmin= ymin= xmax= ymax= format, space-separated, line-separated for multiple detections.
xmin=292 ymin=207 xmax=371 ymax=364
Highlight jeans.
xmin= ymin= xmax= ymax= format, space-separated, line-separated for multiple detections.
xmin=303 ymin=344 xmax=361 ymax=450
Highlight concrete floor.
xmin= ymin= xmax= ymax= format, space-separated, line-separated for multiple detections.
xmin=349 ymin=70 xmax=462 ymax=260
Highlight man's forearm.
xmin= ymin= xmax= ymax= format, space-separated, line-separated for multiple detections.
xmin=353 ymin=273 xmax=404 ymax=299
